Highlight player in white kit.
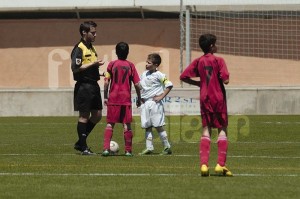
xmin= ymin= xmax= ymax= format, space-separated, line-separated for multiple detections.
xmin=139 ymin=53 xmax=173 ymax=155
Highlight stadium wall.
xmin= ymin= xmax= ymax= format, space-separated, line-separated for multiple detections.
xmin=1 ymin=19 xmax=300 ymax=89
xmin=0 ymin=87 xmax=299 ymax=116
xmin=1 ymin=18 xmax=300 ymax=116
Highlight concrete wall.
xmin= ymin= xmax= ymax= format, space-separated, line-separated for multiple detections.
xmin=1 ymin=87 xmax=299 ymax=116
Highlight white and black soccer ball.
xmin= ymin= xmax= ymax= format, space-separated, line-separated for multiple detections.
xmin=110 ymin=141 xmax=119 ymax=155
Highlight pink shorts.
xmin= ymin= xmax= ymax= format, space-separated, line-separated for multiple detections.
xmin=201 ymin=112 xmax=228 ymax=128
xmin=106 ymin=105 xmax=132 ymax=123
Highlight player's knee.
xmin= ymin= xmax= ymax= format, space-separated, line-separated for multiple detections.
xmin=106 ymin=123 xmax=113 ymax=128
xmin=123 ymin=123 xmax=131 ymax=131
xmin=156 ymin=126 xmax=164 ymax=132
xmin=146 ymin=135 xmax=153 ymax=140
xmin=202 ymin=126 xmax=211 ymax=137
xmin=218 ymin=127 xmax=227 ymax=136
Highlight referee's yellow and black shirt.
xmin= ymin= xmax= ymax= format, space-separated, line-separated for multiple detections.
xmin=71 ymin=39 xmax=100 ymax=82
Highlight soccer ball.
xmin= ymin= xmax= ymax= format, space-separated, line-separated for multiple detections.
xmin=110 ymin=141 xmax=119 ymax=155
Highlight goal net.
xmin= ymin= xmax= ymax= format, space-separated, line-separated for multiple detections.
xmin=180 ymin=1 xmax=300 ymax=86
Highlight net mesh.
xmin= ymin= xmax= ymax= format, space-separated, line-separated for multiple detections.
xmin=186 ymin=8 xmax=300 ymax=60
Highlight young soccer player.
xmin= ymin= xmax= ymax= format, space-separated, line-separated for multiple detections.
xmin=101 ymin=42 xmax=141 ymax=157
xmin=139 ymin=53 xmax=172 ymax=155
xmin=180 ymin=34 xmax=233 ymax=176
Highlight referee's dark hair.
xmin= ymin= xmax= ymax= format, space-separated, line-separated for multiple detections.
xmin=79 ymin=21 xmax=97 ymax=36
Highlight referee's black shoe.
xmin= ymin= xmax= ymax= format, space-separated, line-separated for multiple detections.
xmin=74 ymin=141 xmax=83 ymax=151
xmin=81 ymin=148 xmax=96 ymax=155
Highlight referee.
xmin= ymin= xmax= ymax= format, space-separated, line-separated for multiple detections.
xmin=71 ymin=21 xmax=105 ymax=155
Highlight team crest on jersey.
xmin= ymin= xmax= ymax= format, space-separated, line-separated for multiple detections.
xmin=76 ymin=58 xmax=81 ymax=65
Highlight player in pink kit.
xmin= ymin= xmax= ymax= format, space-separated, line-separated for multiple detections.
xmin=101 ymin=42 xmax=141 ymax=157
xmin=180 ymin=34 xmax=232 ymax=176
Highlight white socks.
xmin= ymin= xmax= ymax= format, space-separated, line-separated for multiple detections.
xmin=159 ymin=131 xmax=171 ymax=149
xmin=145 ymin=131 xmax=171 ymax=150
xmin=145 ymin=131 xmax=154 ymax=150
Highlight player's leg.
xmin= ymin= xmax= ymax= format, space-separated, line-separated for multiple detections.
xmin=140 ymin=101 xmax=151 ymax=130
xmin=200 ymin=126 xmax=211 ymax=176
xmin=139 ymin=101 xmax=154 ymax=155
xmin=102 ymin=105 xmax=120 ymax=156
xmin=123 ymin=123 xmax=133 ymax=156
xmin=150 ymin=101 xmax=171 ymax=155
xmin=139 ymin=127 xmax=154 ymax=155
xmin=156 ymin=126 xmax=172 ymax=155
xmin=214 ymin=113 xmax=232 ymax=176
xmin=117 ymin=105 xmax=134 ymax=156
xmin=217 ymin=127 xmax=228 ymax=167
xmin=200 ymin=126 xmax=211 ymax=164
xmin=102 ymin=123 xmax=114 ymax=156
xmin=145 ymin=127 xmax=154 ymax=151
xmin=200 ymin=114 xmax=212 ymax=167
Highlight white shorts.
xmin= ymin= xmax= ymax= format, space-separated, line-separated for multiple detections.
xmin=140 ymin=100 xmax=165 ymax=128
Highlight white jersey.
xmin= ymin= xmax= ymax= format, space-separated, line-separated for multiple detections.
xmin=140 ymin=70 xmax=173 ymax=100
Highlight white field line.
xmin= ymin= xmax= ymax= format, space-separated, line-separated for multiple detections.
xmin=161 ymin=142 xmax=300 ymax=144
xmin=172 ymin=155 xmax=300 ymax=159
xmin=0 ymin=172 xmax=298 ymax=177
xmin=0 ymin=153 xmax=299 ymax=159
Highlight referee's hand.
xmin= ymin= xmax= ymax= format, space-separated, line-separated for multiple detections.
xmin=95 ymin=60 xmax=105 ymax=66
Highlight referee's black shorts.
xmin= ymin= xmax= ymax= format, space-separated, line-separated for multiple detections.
xmin=74 ymin=82 xmax=103 ymax=112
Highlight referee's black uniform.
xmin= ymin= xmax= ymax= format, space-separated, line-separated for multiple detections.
xmin=71 ymin=38 xmax=103 ymax=155
xmin=71 ymin=39 xmax=103 ymax=112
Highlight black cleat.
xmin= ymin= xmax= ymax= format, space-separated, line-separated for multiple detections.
xmin=81 ymin=148 xmax=96 ymax=155
xmin=74 ymin=141 xmax=83 ymax=152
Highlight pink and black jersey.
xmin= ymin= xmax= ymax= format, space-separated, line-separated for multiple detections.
xmin=107 ymin=59 xmax=140 ymax=105
xmin=180 ymin=53 xmax=229 ymax=114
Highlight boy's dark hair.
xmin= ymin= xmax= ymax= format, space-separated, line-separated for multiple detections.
xmin=79 ymin=21 xmax=97 ymax=36
xmin=116 ymin=42 xmax=129 ymax=60
xmin=198 ymin=34 xmax=217 ymax=54
xmin=147 ymin=53 xmax=161 ymax=66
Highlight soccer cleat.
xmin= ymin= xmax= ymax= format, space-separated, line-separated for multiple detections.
xmin=139 ymin=148 xmax=154 ymax=155
xmin=101 ymin=149 xmax=110 ymax=157
xmin=125 ymin=151 xmax=133 ymax=157
xmin=200 ymin=165 xmax=209 ymax=177
xmin=74 ymin=141 xmax=83 ymax=152
xmin=160 ymin=147 xmax=172 ymax=155
xmin=81 ymin=148 xmax=96 ymax=155
xmin=214 ymin=164 xmax=233 ymax=176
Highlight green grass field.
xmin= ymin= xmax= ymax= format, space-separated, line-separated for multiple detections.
xmin=0 ymin=115 xmax=299 ymax=198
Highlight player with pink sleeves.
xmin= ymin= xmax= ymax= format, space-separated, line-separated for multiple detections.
xmin=101 ymin=42 xmax=141 ymax=157
xmin=180 ymin=33 xmax=232 ymax=176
